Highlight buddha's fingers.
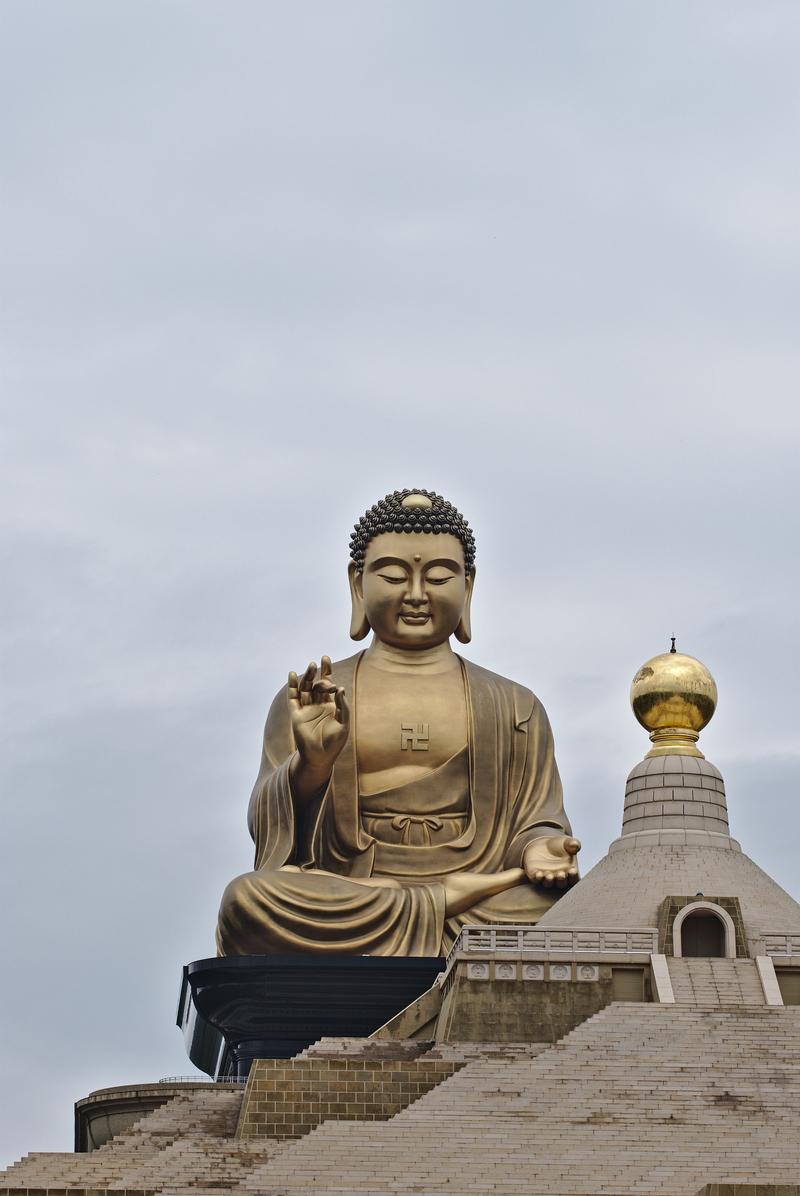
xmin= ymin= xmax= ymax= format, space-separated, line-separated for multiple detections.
xmin=288 ymin=671 xmax=300 ymax=704
xmin=534 ymin=869 xmax=557 ymax=887
xmin=321 ymin=655 xmax=332 ymax=678
xmin=335 ymin=687 xmax=351 ymax=726
xmin=298 ymin=661 xmax=317 ymax=706
xmin=311 ymin=678 xmax=337 ymax=703
xmin=554 ymin=870 xmax=568 ymax=888
xmin=299 ymin=662 xmax=317 ymax=689
xmin=565 ymin=837 xmax=581 ymax=856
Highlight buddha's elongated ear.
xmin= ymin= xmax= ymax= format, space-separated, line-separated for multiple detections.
xmin=454 ymin=568 xmax=475 ymax=644
xmin=348 ymin=561 xmax=371 ymax=641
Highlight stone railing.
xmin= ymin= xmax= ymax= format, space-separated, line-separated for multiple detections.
xmin=761 ymin=933 xmax=800 ymax=958
xmin=446 ymin=925 xmax=659 ymax=965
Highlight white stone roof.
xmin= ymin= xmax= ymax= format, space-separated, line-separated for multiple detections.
xmin=539 ymin=749 xmax=800 ymax=943
xmin=539 ymin=840 xmax=800 ymax=942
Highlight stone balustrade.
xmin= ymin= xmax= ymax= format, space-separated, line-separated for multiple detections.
xmin=446 ymin=924 xmax=659 ymax=967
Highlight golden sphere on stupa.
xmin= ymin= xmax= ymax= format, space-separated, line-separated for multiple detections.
xmin=630 ymin=641 xmax=717 ymax=758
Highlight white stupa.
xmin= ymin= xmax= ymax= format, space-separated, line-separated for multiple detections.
xmin=538 ymin=643 xmax=800 ymax=955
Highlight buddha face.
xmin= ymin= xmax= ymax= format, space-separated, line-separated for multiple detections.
xmin=351 ymin=532 xmax=474 ymax=649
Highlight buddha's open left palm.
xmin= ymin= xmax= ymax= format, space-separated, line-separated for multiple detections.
xmin=523 ymin=835 xmax=581 ymax=889
xmin=288 ymin=656 xmax=350 ymax=771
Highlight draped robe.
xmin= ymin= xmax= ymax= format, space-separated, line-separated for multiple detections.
xmin=216 ymin=652 xmax=571 ymax=957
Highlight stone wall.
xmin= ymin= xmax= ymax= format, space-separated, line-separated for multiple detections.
xmin=237 ymin=1055 xmax=463 ymax=1140
xmin=435 ymin=960 xmax=647 ymax=1043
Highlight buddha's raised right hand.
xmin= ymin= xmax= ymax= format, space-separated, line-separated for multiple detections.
xmin=288 ymin=657 xmax=351 ymax=802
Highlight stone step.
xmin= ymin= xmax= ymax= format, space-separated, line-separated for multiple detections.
xmin=236 ymin=1003 xmax=800 ymax=1196
xmin=3 ymin=1007 xmax=800 ymax=1194
xmin=0 ymin=1090 xmax=265 ymax=1191
xmin=666 ymin=957 xmax=766 ymax=1005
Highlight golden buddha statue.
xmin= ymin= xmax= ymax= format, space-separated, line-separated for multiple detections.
xmin=216 ymin=489 xmax=580 ymax=957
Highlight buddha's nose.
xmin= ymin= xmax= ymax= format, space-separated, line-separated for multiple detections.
xmin=405 ymin=575 xmax=427 ymax=605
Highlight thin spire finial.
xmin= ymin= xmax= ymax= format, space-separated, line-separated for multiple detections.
xmin=670 ymin=636 xmax=676 ymax=654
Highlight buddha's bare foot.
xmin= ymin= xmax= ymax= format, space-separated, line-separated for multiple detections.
xmin=441 ymin=868 xmax=525 ymax=917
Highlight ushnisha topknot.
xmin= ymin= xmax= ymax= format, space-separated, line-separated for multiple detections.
xmin=349 ymin=489 xmax=476 ymax=573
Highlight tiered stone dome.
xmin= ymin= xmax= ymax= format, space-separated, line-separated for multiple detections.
xmin=621 ymin=754 xmax=730 ymax=842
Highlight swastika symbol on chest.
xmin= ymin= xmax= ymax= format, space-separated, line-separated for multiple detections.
xmin=400 ymin=723 xmax=430 ymax=751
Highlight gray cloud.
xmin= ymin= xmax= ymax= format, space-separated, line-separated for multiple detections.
xmin=2 ymin=0 xmax=800 ymax=1166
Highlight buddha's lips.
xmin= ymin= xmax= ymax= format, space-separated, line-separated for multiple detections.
xmin=400 ymin=612 xmax=431 ymax=624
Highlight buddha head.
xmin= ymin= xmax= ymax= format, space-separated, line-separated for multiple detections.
xmin=348 ymin=489 xmax=476 ymax=649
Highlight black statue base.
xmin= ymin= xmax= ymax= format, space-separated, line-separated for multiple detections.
xmin=178 ymin=955 xmax=445 ymax=1078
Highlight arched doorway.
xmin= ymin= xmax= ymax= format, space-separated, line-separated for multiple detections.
xmin=680 ymin=912 xmax=726 ymax=957
xmin=672 ymin=900 xmax=737 ymax=958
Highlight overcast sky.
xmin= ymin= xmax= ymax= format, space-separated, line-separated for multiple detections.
xmin=2 ymin=0 xmax=800 ymax=1166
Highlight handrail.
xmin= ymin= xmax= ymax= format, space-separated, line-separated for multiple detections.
xmin=761 ymin=933 xmax=800 ymax=957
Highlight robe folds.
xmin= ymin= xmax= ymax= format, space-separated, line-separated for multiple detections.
xmin=216 ymin=652 xmax=572 ymax=957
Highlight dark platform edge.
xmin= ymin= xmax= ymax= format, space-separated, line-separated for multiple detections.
xmin=178 ymin=954 xmax=446 ymax=1078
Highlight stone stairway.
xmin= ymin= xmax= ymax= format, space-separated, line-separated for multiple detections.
xmin=0 ymin=1088 xmax=274 ymax=1193
xmin=237 ymin=1035 xmax=552 ymax=1140
xmin=236 ymin=1003 xmax=800 ymax=1196
xmin=667 ymin=957 xmax=766 ymax=1005
xmin=3 ymin=1008 xmax=799 ymax=1194
xmin=0 ymin=1040 xmax=543 ymax=1193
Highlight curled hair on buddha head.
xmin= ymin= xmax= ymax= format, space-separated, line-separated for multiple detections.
xmin=349 ymin=489 xmax=476 ymax=574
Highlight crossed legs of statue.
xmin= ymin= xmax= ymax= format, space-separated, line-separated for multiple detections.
xmin=215 ymin=864 xmax=530 ymax=958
